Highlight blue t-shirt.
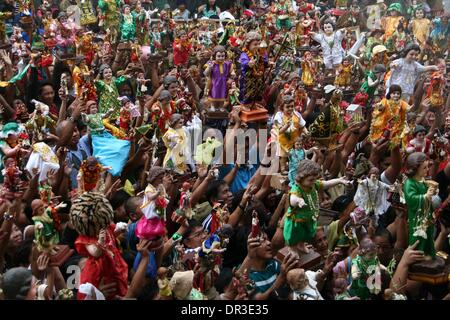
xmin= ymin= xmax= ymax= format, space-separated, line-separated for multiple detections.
xmin=249 ymin=259 xmax=281 ymax=293
xmin=218 ymin=163 xmax=259 ymax=194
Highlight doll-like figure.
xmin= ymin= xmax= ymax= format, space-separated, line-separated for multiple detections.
xmin=301 ymin=51 xmax=316 ymax=87
xmin=390 ymin=22 xmax=409 ymax=54
xmin=404 ymin=152 xmax=441 ymax=260
xmin=381 ymin=3 xmax=404 ymax=47
xmin=349 ymin=237 xmax=384 ymax=300
xmin=284 ymin=159 xmax=349 ymax=255
xmin=137 ymin=167 xmax=169 ymax=241
xmin=427 ymin=71 xmax=445 ymax=110
xmin=173 ymin=30 xmax=193 ymax=68
xmin=406 ymin=125 xmax=433 ymax=157
xmin=77 ymin=157 xmax=111 ymax=194
xmin=81 ymin=102 xmax=131 ymax=177
xmin=120 ymin=5 xmax=137 ymax=42
xmin=70 ymin=192 xmax=128 ymax=300
xmin=429 ymin=16 xmax=449 ymax=58
xmin=32 ymin=198 xmax=66 ymax=255
xmin=273 ymin=95 xmax=307 ymax=175
xmin=310 ymin=20 xmax=346 ymax=72
xmin=1 ymin=158 xmax=23 ymax=200
xmin=271 ymin=0 xmax=294 ymax=31
xmin=176 ymin=182 xmax=194 ymax=220
xmin=228 ymin=81 xmax=240 ymax=107
xmin=25 ymin=100 xmax=56 ymax=143
xmin=0 ymin=12 xmax=12 ymax=45
xmin=204 ymin=45 xmax=234 ymax=112
xmin=288 ymin=136 xmax=311 ymax=186
xmin=334 ymin=57 xmax=353 ymax=90
xmin=136 ymin=72 xmax=151 ymax=97
xmin=98 ymin=0 xmax=121 ymax=42
xmin=369 ymin=85 xmax=409 ymax=148
xmin=360 ymin=64 xmax=386 ymax=103
xmin=239 ymin=31 xmax=268 ymax=106
xmin=409 ymin=5 xmax=431 ymax=47
xmin=333 ymin=277 xmax=359 ymax=300
xmin=162 ymin=114 xmax=187 ymax=174
xmin=157 ymin=267 xmax=172 ymax=299
xmin=354 ymin=167 xmax=393 ymax=227
xmin=286 ymin=268 xmax=324 ymax=300
xmin=194 ymin=226 xmax=232 ymax=297
xmin=72 ymin=56 xmax=96 ymax=101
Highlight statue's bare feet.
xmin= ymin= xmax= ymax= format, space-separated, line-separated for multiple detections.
xmin=297 ymin=242 xmax=310 ymax=254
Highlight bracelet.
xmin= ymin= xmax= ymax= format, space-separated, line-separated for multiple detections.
xmin=260 ymin=162 xmax=271 ymax=168
xmin=238 ymin=204 xmax=246 ymax=211
xmin=172 ymin=232 xmax=183 ymax=242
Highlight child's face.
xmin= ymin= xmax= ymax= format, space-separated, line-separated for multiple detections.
xmin=390 ymin=10 xmax=398 ymax=17
xmin=391 ymin=91 xmax=401 ymax=101
xmin=294 ymin=141 xmax=302 ymax=149
xmin=415 ymin=9 xmax=424 ymax=19
xmin=299 ymin=174 xmax=317 ymax=189
xmin=324 ymin=23 xmax=334 ymax=34
xmin=215 ymin=51 xmax=226 ymax=62
xmin=343 ymin=60 xmax=349 ymax=67
xmin=180 ymin=35 xmax=188 ymax=42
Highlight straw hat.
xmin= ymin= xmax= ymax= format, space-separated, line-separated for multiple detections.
xmin=170 ymin=270 xmax=194 ymax=300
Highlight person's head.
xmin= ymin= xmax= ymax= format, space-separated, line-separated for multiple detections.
xmin=319 ymin=190 xmax=333 ymax=210
xmin=38 ymin=83 xmax=55 ymax=106
xmin=295 ymin=159 xmax=321 ymax=189
xmin=205 ymin=180 xmax=233 ymax=207
xmin=374 ymin=228 xmax=394 ymax=266
xmin=332 ymin=277 xmax=348 ymax=295
xmin=182 ymin=220 xmax=208 ymax=249
xmin=286 ymin=268 xmax=307 ymax=291
xmin=342 ymin=57 xmax=350 ymax=67
xmin=207 ymin=0 xmax=216 ymax=8
xmin=13 ymin=99 xmax=27 ymax=114
xmin=294 ymin=136 xmax=303 ymax=150
xmin=123 ymin=4 xmax=131 ymax=14
xmin=213 ymin=45 xmax=226 ymax=62
xmin=253 ymin=231 xmax=273 ymax=260
xmin=110 ymin=190 xmax=131 ymax=222
xmin=119 ymin=82 xmax=133 ymax=99
xmin=99 ymin=64 xmax=113 ymax=81
xmin=405 ymin=152 xmax=428 ymax=178
xmin=388 ymin=3 xmax=401 ymax=16
xmin=177 ymin=0 xmax=186 ymax=11
xmin=386 ymin=85 xmax=402 ymax=101
xmin=125 ymin=197 xmax=143 ymax=222
xmin=373 ymin=64 xmax=386 ymax=75
xmin=158 ymin=90 xmax=171 ymax=105
xmin=403 ymin=43 xmax=420 ymax=62
xmin=413 ymin=125 xmax=426 ymax=142
xmin=323 ymin=19 xmax=335 ymax=35
xmin=1 ymin=267 xmax=33 ymax=300
xmin=368 ymin=167 xmax=380 ymax=181
xmin=86 ymin=100 xmax=98 ymax=114
xmin=7 ymin=223 xmax=23 ymax=249
xmin=313 ymin=227 xmax=329 ymax=257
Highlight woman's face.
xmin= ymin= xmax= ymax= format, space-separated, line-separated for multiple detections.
xmin=405 ymin=49 xmax=419 ymax=62
xmin=9 ymin=224 xmax=23 ymax=248
xmin=40 ymin=85 xmax=55 ymax=105
xmin=124 ymin=6 xmax=130 ymax=14
xmin=324 ymin=23 xmax=334 ymax=35
xmin=103 ymin=67 xmax=113 ymax=81
xmin=320 ymin=192 xmax=332 ymax=210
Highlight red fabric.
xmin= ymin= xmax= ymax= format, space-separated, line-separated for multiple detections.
xmin=75 ymin=224 xmax=128 ymax=300
xmin=173 ymin=41 xmax=192 ymax=66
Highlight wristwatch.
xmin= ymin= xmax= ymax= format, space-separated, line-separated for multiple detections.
xmin=3 ymin=212 xmax=13 ymax=221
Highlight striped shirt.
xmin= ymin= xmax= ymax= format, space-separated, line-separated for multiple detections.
xmin=249 ymin=260 xmax=281 ymax=293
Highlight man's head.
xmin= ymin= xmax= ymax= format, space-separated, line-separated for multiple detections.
xmin=313 ymin=227 xmax=328 ymax=257
xmin=125 ymin=197 xmax=144 ymax=222
xmin=205 ymin=180 xmax=233 ymax=208
xmin=38 ymin=82 xmax=55 ymax=106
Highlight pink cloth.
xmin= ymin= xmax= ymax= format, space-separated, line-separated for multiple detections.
xmin=135 ymin=216 xmax=166 ymax=240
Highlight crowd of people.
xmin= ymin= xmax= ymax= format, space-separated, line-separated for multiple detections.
xmin=0 ymin=0 xmax=449 ymax=301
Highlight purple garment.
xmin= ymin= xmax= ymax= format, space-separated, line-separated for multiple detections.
xmin=238 ymin=51 xmax=268 ymax=105
xmin=209 ymin=61 xmax=231 ymax=101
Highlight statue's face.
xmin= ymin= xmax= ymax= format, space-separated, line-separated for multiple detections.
xmin=323 ymin=23 xmax=334 ymax=35
xmin=390 ymin=90 xmax=401 ymax=101
xmin=415 ymin=9 xmax=424 ymax=19
xmin=248 ymin=39 xmax=259 ymax=52
xmin=215 ymin=51 xmax=226 ymax=62
xmin=290 ymin=269 xmax=307 ymax=290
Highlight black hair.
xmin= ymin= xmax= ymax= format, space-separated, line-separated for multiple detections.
xmin=205 ymin=179 xmax=228 ymax=203
xmin=38 ymin=80 xmax=54 ymax=97
xmin=109 ymin=190 xmax=131 ymax=210
xmin=214 ymin=267 xmax=233 ymax=293
xmin=332 ymin=195 xmax=353 ymax=213
xmin=125 ymin=197 xmax=143 ymax=216
xmin=402 ymin=43 xmax=420 ymax=58
xmin=14 ymin=238 xmax=33 ymax=267
xmin=386 ymin=84 xmax=402 ymax=99
xmin=136 ymin=278 xmax=159 ymax=300
xmin=182 ymin=219 xmax=204 ymax=240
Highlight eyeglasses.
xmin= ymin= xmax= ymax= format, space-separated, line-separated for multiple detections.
xmin=185 ymin=229 xmax=206 ymax=240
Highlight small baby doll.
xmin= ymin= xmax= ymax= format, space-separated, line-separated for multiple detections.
xmin=334 ymin=57 xmax=353 ymax=90
xmin=77 ymin=157 xmax=111 ymax=194
xmin=176 ymin=182 xmax=194 ymax=220
xmin=333 ymin=277 xmax=358 ymax=300
xmin=157 ymin=267 xmax=172 ymax=299
xmin=286 ymin=268 xmax=324 ymax=300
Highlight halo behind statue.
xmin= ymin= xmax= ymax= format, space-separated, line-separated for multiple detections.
xmin=69 ymin=192 xmax=114 ymax=237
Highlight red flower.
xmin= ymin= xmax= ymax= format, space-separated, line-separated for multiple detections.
xmin=155 ymin=196 xmax=168 ymax=209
